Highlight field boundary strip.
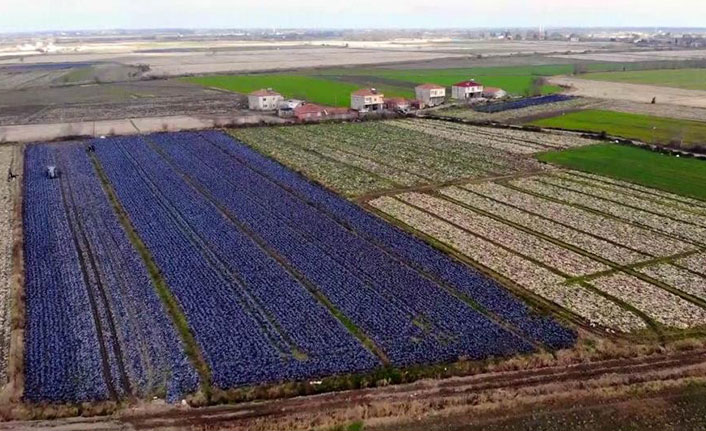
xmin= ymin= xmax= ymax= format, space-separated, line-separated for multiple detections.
xmin=4 ymin=144 xmax=25 ymax=403
xmin=143 ymin=135 xmax=390 ymax=364
xmin=88 ymin=152 xmax=214 ymax=401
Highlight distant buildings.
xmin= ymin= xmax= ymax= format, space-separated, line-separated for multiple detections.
xmin=351 ymin=88 xmax=384 ymax=111
xmin=248 ymin=89 xmax=284 ymax=110
xmin=415 ymin=84 xmax=446 ymax=107
xmin=482 ymin=87 xmax=507 ymax=99
xmin=452 ymin=80 xmax=484 ymax=100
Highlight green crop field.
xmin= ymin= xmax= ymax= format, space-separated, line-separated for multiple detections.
xmin=184 ymin=64 xmax=580 ymax=105
xmin=530 ymin=110 xmax=706 ymax=149
xmin=538 ymin=144 xmax=706 ymax=200
xmin=580 ymin=68 xmax=706 ymax=91
xmin=183 ymin=75 xmax=413 ymax=107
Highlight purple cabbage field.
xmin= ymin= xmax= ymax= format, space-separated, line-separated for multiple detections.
xmin=474 ymin=94 xmax=576 ymax=113
xmin=22 ymin=131 xmax=576 ymax=404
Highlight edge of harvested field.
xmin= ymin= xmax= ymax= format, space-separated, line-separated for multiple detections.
xmin=2 ymin=144 xmax=25 ymax=408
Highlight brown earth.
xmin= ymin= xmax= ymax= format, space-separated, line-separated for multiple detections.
xmin=548 ymin=76 xmax=706 ymax=109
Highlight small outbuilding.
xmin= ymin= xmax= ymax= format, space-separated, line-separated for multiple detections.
xmin=451 ymin=80 xmax=484 ymax=100
xmin=248 ymin=89 xmax=284 ymax=111
xmin=384 ymin=97 xmax=411 ymax=112
xmin=415 ymin=83 xmax=446 ymax=107
xmin=351 ymin=88 xmax=384 ymax=112
xmin=294 ymin=103 xmax=353 ymax=122
xmin=277 ymin=99 xmax=304 ymax=117
xmin=482 ymin=87 xmax=507 ymax=99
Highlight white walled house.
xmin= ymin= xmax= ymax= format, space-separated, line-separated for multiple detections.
xmin=451 ymin=80 xmax=484 ymax=100
xmin=248 ymin=89 xmax=284 ymax=111
xmin=351 ymin=88 xmax=384 ymax=112
xmin=415 ymin=84 xmax=446 ymax=107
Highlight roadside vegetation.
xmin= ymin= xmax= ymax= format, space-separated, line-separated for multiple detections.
xmin=537 ymin=144 xmax=706 ymax=200
xmin=579 ymin=68 xmax=706 ymax=91
xmin=530 ymin=110 xmax=706 ymax=151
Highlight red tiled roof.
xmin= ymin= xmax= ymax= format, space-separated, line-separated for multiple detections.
xmin=352 ymin=88 xmax=382 ymax=96
xmin=250 ymin=89 xmax=282 ymax=97
xmin=453 ymin=81 xmax=483 ymax=88
xmin=416 ymin=83 xmax=445 ymax=90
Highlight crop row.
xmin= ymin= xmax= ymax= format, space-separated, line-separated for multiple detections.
xmin=95 ymin=135 xmax=378 ymax=389
xmin=287 ymin=123 xmax=498 ymax=181
xmin=560 ymin=171 xmax=706 ymax=212
xmin=0 ymin=145 xmax=16 ymax=385
xmin=440 ymin=186 xmax=647 ymax=265
xmin=396 ymin=192 xmax=608 ymax=276
xmin=589 ymin=273 xmax=706 ymax=329
xmin=23 ymin=143 xmax=198 ymax=403
xmin=511 ymin=177 xmax=706 ymax=246
xmin=368 ymin=196 xmax=644 ymax=331
xmin=540 ymin=175 xmax=706 ymax=228
xmin=677 ymin=254 xmax=706 ymax=276
xmin=154 ymin=131 xmax=560 ymax=361
xmin=461 ymin=181 xmax=692 ymax=257
xmin=201 ymin=130 xmax=576 ymax=350
xmin=399 ymin=118 xmax=594 ymax=150
xmin=230 ymin=120 xmax=554 ymax=197
xmin=638 ymin=263 xmax=706 ymax=302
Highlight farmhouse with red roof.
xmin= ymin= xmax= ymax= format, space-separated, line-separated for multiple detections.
xmin=415 ymin=83 xmax=446 ymax=107
xmin=248 ymin=89 xmax=284 ymax=110
xmin=351 ymin=88 xmax=384 ymax=112
xmin=451 ymin=80 xmax=484 ymax=100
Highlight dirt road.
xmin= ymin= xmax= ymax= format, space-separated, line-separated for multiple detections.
xmin=548 ymin=76 xmax=706 ymax=109
xmin=0 ymin=114 xmax=285 ymax=143
xmin=2 ymin=349 xmax=706 ymax=431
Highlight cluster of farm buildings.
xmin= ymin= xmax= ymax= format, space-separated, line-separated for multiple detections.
xmin=247 ymin=79 xmax=507 ymax=121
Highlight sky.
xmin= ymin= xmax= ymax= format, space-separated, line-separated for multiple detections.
xmin=2 ymin=0 xmax=706 ymax=33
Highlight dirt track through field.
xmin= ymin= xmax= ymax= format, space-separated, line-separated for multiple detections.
xmin=549 ymin=76 xmax=706 ymax=109
xmin=5 ymin=348 xmax=704 ymax=430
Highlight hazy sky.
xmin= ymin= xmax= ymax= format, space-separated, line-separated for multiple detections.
xmin=2 ymin=0 xmax=706 ymax=33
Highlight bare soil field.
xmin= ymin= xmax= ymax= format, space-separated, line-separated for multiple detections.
xmin=548 ymin=76 xmax=706 ymax=108
xmin=551 ymin=49 xmax=706 ymax=63
xmin=593 ymin=99 xmax=706 ymax=123
xmin=0 ymin=80 xmax=246 ymax=127
xmin=0 ymin=114 xmax=284 ymax=143
xmin=0 ymin=48 xmax=468 ymax=77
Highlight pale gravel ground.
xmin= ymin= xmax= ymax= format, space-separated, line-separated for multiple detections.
xmin=0 ymin=144 xmax=16 ymax=384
